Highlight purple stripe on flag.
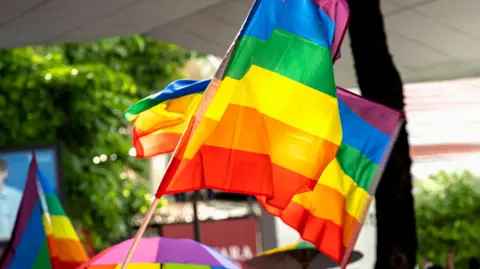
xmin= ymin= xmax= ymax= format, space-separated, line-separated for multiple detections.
xmin=0 ymin=156 xmax=39 ymax=269
xmin=337 ymin=87 xmax=404 ymax=136
xmin=315 ymin=0 xmax=350 ymax=61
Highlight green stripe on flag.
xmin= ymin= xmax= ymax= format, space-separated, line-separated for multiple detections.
xmin=45 ymin=194 xmax=66 ymax=216
xmin=337 ymin=143 xmax=379 ymax=191
xmin=31 ymin=241 xmax=53 ymax=269
xmin=225 ymin=29 xmax=336 ymax=98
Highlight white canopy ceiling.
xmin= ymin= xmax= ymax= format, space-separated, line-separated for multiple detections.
xmin=1 ymin=0 xmax=479 ymax=87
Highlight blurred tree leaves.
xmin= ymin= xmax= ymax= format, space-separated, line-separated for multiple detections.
xmin=415 ymin=170 xmax=480 ymax=268
xmin=0 ymin=35 xmax=191 ymax=249
xmin=62 ymin=35 xmax=191 ymax=98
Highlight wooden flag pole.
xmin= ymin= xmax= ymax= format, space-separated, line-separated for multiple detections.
xmin=120 ymin=198 xmax=159 ymax=269
xmin=192 ymin=191 xmax=201 ymax=242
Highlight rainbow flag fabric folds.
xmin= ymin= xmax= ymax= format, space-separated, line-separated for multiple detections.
xmin=124 ymin=0 xmax=404 ymax=266
xmin=127 ymin=79 xmax=403 ymax=265
xmin=125 ymin=79 xmax=208 ymax=158
xmin=258 ymin=88 xmax=403 ymax=266
xmin=0 ymin=155 xmax=88 ymax=269
xmin=156 ymin=0 xmax=347 ymax=209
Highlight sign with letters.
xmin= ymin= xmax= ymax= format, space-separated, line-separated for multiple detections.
xmin=162 ymin=217 xmax=258 ymax=261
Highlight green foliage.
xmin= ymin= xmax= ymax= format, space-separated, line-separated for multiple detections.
xmin=62 ymin=35 xmax=191 ymax=97
xmin=415 ymin=170 xmax=480 ymax=268
xmin=0 ymin=35 xmax=191 ymax=249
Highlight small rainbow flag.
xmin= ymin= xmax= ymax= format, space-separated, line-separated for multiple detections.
xmin=258 ymin=88 xmax=403 ymax=266
xmin=0 ymin=154 xmax=88 ymax=269
xmin=125 ymin=79 xmax=208 ymax=158
xmin=37 ymin=167 xmax=89 ymax=268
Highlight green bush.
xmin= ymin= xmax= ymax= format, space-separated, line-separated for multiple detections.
xmin=415 ymin=170 xmax=480 ymax=268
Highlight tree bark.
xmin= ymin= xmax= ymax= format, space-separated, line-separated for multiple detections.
xmin=346 ymin=0 xmax=417 ymax=268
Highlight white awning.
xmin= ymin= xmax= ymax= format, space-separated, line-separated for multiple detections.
xmin=0 ymin=0 xmax=479 ymax=87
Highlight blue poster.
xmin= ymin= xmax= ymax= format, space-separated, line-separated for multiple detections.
xmin=0 ymin=148 xmax=60 ymax=242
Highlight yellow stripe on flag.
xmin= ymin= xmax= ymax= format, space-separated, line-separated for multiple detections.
xmin=42 ymin=215 xmax=53 ymax=236
xmin=204 ymin=66 xmax=342 ymax=144
xmin=50 ymin=215 xmax=81 ymax=240
xmin=292 ymin=159 xmax=371 ymax=221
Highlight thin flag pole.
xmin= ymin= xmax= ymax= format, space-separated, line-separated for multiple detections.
xmin=119 ymin=198 xmax=159 ymax=269
xmin=192 ymin=191 xmax=201 ymax=242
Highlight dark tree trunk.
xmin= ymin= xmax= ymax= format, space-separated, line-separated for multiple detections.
xmin=346 ymin=0 xmax=417 ymax=268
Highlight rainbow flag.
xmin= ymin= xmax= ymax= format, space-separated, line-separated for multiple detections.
xmin=37 ymin=169 xmax=89 ymax=268
xmin=125 ymin=0 xmax=403 ymax=265
xmin=154 ymin=0 xmax=349 ymax=209
xmin=125 ymin=79 xmax=208 ymax=158
xmin=0 ymin=157 xmax=52 ymax=269
xmin=0 ymin=154 xmax=88 ymax=269
xmin=127 ymin=78 xmax=403 ymax=265
xmin=258 ymin=89 xmax=403 ymax=266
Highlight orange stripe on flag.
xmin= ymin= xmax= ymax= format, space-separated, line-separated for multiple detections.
xmin=259 ymin=199 xmax=359 ymax=262
xmin=280 ymin=202 xmax=349 ymax=262
xmin=55 ymin=237 xmax=89 ymax=262
xmin=258 ymin=185 xmax=361 ymax=260
xmin=202 ymin=105 xmax=339 ymax=179
xmin=135 ymin=132 xmax=181 ymax=158
xmin=161 ymin=104 xmax=338 ymax=208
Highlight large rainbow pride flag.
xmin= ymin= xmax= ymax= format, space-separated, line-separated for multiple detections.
xmin=0 ymin=154 xmax=88 ymax=269
xmin=125 ymin=0 xmax=404 ymax=266
xmin=126 ymin=79 xmax=403 ymax=265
